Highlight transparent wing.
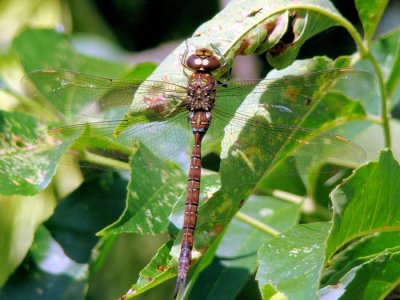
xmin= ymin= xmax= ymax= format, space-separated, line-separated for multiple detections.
xmin=211 ymin=68 xmax=372 ymax=175
xmin=24 ymin=69 xmax=190 ymax=169
xmin=25 ymin=69 xmax=187 ymax=120
xmin=215 ymin=68 xmax=373 ymax=120
xmin=23 ymin=68 xmax=372 ymax=172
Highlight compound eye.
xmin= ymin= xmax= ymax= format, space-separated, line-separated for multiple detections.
xmin=184 ymin=48 xmax=222 ymax=71
xmin=201 ymin=56 xmax=221 ymax=71
xmin=186 ymin=55 xmax=203 ymax=70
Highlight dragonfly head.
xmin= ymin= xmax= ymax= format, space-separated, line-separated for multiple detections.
xmin=186 ymin=48 xmax=221 ymax=72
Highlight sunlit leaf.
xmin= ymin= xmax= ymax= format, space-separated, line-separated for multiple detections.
xmin=99 ymin=145 xmax=186 ymax=235
xmin=257 ymin=222 xmax=330 ymax=299
xmin=0 ymin=110 xmax=74 ymax=195
xmin=355 ymin=0 xmax=388 ymax=43
xmin=326 ymin=149 xmax=400 ymax=258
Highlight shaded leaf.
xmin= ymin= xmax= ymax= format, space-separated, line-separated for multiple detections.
xmin=12 ymin=28 xmax=126 ymax=76
xmin=45 ymin=172 xmax=127 ymax=263
xmin=322 ymin=232 xmax=400 ymax=286
xmin=118 ymin=241 xmax=175 ymax=299
xmin=256 ymin=222 xmax=330 ymax=300
xmin=355 ymin=0 xmax=388 ymax=43
xmin=326 ymin=149 xmax=400 ymax=258
xmin=320 ymin=246 xmax=400 ymax=299
xmin=371 ymin=29 xmax=400 ymax=105
xmin=0 ymin=192 xmax=55 ymax=285
xmin=0 ymin=226 xmax=86 ymax=299
xmin=0 ymin=0 xmax=67 ymax=48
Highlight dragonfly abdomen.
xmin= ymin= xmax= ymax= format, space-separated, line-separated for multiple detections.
xmin=175 ymin=110 xmax=211 ymax=297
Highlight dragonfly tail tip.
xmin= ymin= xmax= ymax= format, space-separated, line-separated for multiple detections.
xmin=173 ymin=276 xmax=186 ymax=299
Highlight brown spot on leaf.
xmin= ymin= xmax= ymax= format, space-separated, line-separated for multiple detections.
xmin=235 ymin=38 xmax=251 ymax=56
xmin=210 ymin=224 xmax=223 ymax=235
xmin=261 ymin=18 xmax=278 ymax=33
xmin=157 ymin=264 xmax=167 ymax=272
xmin=285 ymin=86 xmax=299 ymax=103
xmin=143 ymin=95 xmax=169 ymax=114
xmin=266 ymin=13 xmax=299 ymax=57
xmin=247 ymin=8 xmax=263 ymax=17
xmin=198 ymin=245 xmax=209 ymax=254
xmin=119 ymin=289 xmax=136 ymax=300
xmin=268 ymin=41 xmax=289 ymax=57
xmin=238 ymin=199 xmax=245 ymax=208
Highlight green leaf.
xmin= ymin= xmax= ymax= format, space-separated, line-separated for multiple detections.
xmin=3 ymin=29 xmax=159 ymax=195
xmin=0 ymin=110 xmax=74 ymax=195
xmin=317 ymin=149 xmax=400 ymax=299
xmin=12 ymin=28 xmax=126 ymax=76
xmin=121 ymin=174 xmax=222 ymax=298
xmin=256 ymin=222 xmax=331 ymax=300
xmin=355 ymin=0 xmax=389 ymax=43
xmin=1 ymin=226 xmax=86 ymax=299
xmin=99 ymin=145 xmax=186 ymax=235
xmin=189 ymin=195 xmax=301 ymax=300
xmin=326 ymin=149 xmax=400 ymax=258
xmin=370 ymin=29 xmax=400 ymax=105
xmin=45 ymin=172 xmax=127 ymax=263
xmin=0 ymin=192 xmax=56 ymax=285
xmin=0 ymin=0 xmax=66 ymax=48
xmin=119 ymin=240 xmax=175 ymax=298
xmin=321 ymin=232 xmax=400 ymax=286
xmin=253 ymin=148 xmax=400 ymax=300
xmin=320 ymin=246 xmax=400 ymax=300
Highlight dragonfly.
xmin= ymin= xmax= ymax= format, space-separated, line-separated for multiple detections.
xmin=25 ymin=47 xmax=369 ymax=298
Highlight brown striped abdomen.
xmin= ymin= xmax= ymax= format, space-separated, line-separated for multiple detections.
xmin=174 ymin=111 xmax=211 ymax=297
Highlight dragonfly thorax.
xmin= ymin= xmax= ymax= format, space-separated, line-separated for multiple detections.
xmin=185 ymin=72 xmax=216 ymax=111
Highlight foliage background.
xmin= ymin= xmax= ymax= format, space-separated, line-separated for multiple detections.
xmin=0 ymin=0 xmax=399 ymax=299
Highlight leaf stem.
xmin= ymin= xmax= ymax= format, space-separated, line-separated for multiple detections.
xmin=82 ymin=150 xmax=131 ymax=171
xmin=292 ymin=5 xmax=392 ymax=148
xmin=262 ymin=188 xmax=304 ymax=205
xmin=366 ymin=114 xmax=382 ymax=125
xmin=235 ymin=211 xmax=280 ymax=237
xmin=366 ymin=54 xmax=391 ymax=148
